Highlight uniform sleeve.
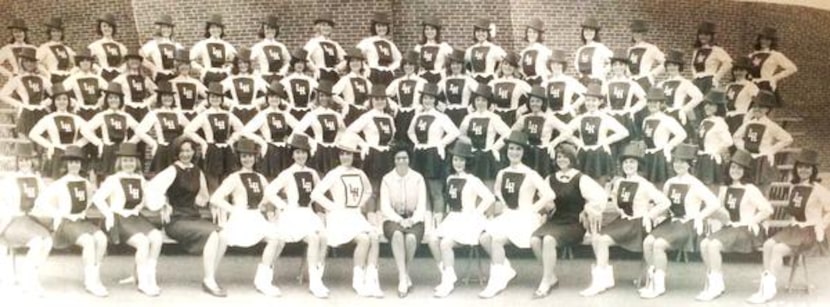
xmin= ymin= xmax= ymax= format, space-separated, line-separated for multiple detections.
xmin=532 ymin=171 xmax=555 ymax=201
xmin=146 ymin=166 xmax=177 ymax=210
xmin=91 ymin=176 xmax=117 ymax=213
xmin=209 ymin=173 xmax=238 ymax=211
xmin=695 ymin=179 xmax=720 ymax=217
xmin=579 ymin=174 xmax=607 ymax=215
xmin=311 ymin=171 xmax=337 ymax=211
xmin=748 ymin=184 xmax=773 ymax=221
xmin=264 ymin=172 xmax=289 ymax=209
xmin=645 ymin=179 xmax=671 ymax=216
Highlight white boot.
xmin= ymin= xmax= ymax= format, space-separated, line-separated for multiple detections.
xmin=478 ymin=264 xmax=502 ymax=298
xmin=0 ymin=249 xmax=15 ymax=289
xmin=254 ymin=264 xmax=281 ymax=297
xmin=433 ymin=262 xmax=444 ymax=292
xmin=84 ymin=265 xmax=108 ymax=297
xmin=604 ymin=265 xmax=615 ymax=289
xmin=364 ymin=265 xmax=384 ymax=298
xmin=146 ymin=259 xmax=161 ymax=294
xmin=697 ymin=272 xmax=724 ymax=301
xmin=748 ymin=271 xmax=777 ymax=304
xmin=136 ymin=264 xmax=160 ymax=297
xmin=499 ymin=260 xmax=517 ymax=290
xmin=308 ymin=264 xmax=328 ymax=298
xmin=640 ymin=269 xmax=665 ymax=299
xmin=434 ymin=266 xmax=457 ymax=298
xmin=695 ymin=272 xmax=712 ymax=301
xmin=580 ymin=265 xmax=607 ymax=297
xmin=20 ymin=262 xmax=44 ymax=297
xmin=353 ymin=266 xmax=368 ymax=296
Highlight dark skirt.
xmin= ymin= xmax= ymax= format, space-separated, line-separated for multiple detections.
xmin=109 ymin=215 xmax=157 ymax=245
xmin=289 ymin=108 xmax=309 ymax=123
xmin=473 ymin=75 xmax=493 ymax=85
xmin=101 ymin=69 xmax=120 ymax=82
xmin=363 ymin=147 xmax=394 ymax=180
xmin=124 ymin=104 xmax=149 ymax=122
xmin=524 ymin=145 xmax=552 ymax=176
xmin=150 ymin=143 xmax=176 ymax=174
xmin=203 ymin=144 xmax=237 ymax=179
xmin=650 ymin=220 xmax=696 ymax=251
xmin=412 ymin=147 xmax=444 ymax=179
xmin=493 ymin=109 xmax=517 ymax=128
xmin=634 ymin=76 xmax=652 ymax=92
xmin=17 ymin=108 xmax=47 ymax=137
xmin=369 ymin=68 xmax=395 ymax=85
xmin=770 ymin=226 xmax=829 ymax=256
xmin=470 ymin=149 xmax=500 ymax=180
xmin=98 ymin=143 xmax=120 ymax=175
xmin=382 ymin=221 xmax=425 ymax=243
xmin=419 ymin=71 xmax=441 ymax=84
xmin=709 ymin=226 xmax=763 ymax=254
xmin=256 ymin=144 xmax=292 ymax=180
xmin=262 ymin=73 xmax=283 ymax=85
xmin=231 ymin=107 xmax=258 ymax=125
xmin=644 ymin=149 xmax=672 ymax=184
xmin=725 ymin=114 xmax=745 ymax=135
xmin=44 ymin=147 xmax=66 ymax=179
xmin=50 ymin=73 xmax=70 ymax=84
xmin=578 ymin=147 xmax=614 ymax=179
xmin=611 ymin=113 xmax=638 ymax=143
xmin=344 ymin=106 xmax=367 ymax=127
xmin=692 ymin=76 xmax=714 ymax=96
xmin=601 ymin=217 xmax=645 ymax=252
xmin=202 ymin=71 xmax=228 ymax=86
xmin=532 ymin=221 xmax=586 ymax=246
xmin=77 ymin=108 xmax=99 ymax=121
xmin=154 ymin=71 xmax=176 ymax=84
xmin=312 ymin=144 xmax=339 ymax=176
xmin=694 ymin=153 xmax=725 ymax=185
xmin=318 ymin=69 xmax=340 ymax=83
xmin=164 ymin=217 xmax=219 ymax=254
xmin=750 ymin=155 xmax=777 ymax=186
xmin=54 ymin=219 xmax=100 ymax=250
xmin=394 ymin=109 xmax=416 ymax=145
xmin=445 ymin=108 xmax=468 ymax=128
xmin=0 ymin=216 xmax=51 ymax=248
xmin=525 ymin=76 xmax=543 ymax=86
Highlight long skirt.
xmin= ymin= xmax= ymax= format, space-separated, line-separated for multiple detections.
xmin=485 ymin=210 xmax=542 ymax=249
xmin=750 ymin=155 xmax=777 ymax=186
xmin=394 ymin=109 xmax=416 ymax=146
xmin=312 ymin=144 xmax=339 ymax=176
xmin=524 ymin=145 xmax=552 ymax=176
xmin=470 ymin=149 xmax=499 ymax=180
xmin=362 ymin=147 xmax=394 ymax=180
xmin=203 ymin=144 xmax=237 ymax=181
xmin=150 ymin=143 xmax=176 ymax=174
xmin=17 ymin=108 xmax=47 ymax=137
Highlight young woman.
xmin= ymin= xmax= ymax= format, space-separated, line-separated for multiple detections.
xmin=656 ymin=49 xmax=703 ymax=139
xmin=0 ymin=143 xmax=52 ymax=296
xmin=746 ymin=149 xmax=829 ymax=304
xmin=551 ymin=83 xmax=629 ymax=185
xmin=357 ymin=12 xmax=402 ymax=85
xmin=243 ymin=81 xmax=300 ymax=180
xmin=112 ymin=50 xmax=157 ymax=123
xmin=333 ymin=48 xmax=372 ymax=126
xmin=139 ymin=14 xmax=183 ymax=84
xmin=294 ymin=81 xmax=347 ymax=175
xmin=531 ymin=143 xmax=606 ymax=298
xmin=694 ymin=90 xmax=733 ymax=187
xmin=35 ymin=145 xmax=109 ymax=297
xmin=92 ymin=143 xmax=163 ymax=296
xmin=458 ymin=84 xmax=511 ymax=185
xmin=251 ymin=14 xmax=291 ymax=84
xmin=0 ymin=48 xmax=51 ymax=137
xmin=696 ymin=149 xmax=772 ymax=301
xmin=580 ymin=144 xmax=670 ymax=297
xmin=0 ymin=18 xmax=36 ymax=78
xmin=414 ymin=16 xmax=452 ymax=84
xmin=541 ymin=49 xmax=586 ymax=122
xmin=574 ymin=17 xmax=612 ymax=85
xmin=28 ymin=84 xmax=102 ymax=179
xmin=147 ymin=137 xmax=229 ymax=297
xmin=519 ymin=18 xmax=551 ymax=86
xmin=191 ymin=14 xmax=237 ymax=85
xmin=88 ymin=14 xmax=127 ymax=82
xmin=466 ymin=18 xmax=506 ymax=85
xmin=438 ymin=48 xmax=478 ymax=127
xmin=748 ymin=27 xmax=797 ymax=106
xmin=488 ymin=53 xmax=530 ymax=127
xmin=265 ymin=134 xmax=329 ymax=298
xmin=62 ymin=50 xmax=107 ymax=121
xmin=408 ymin=83 xmax=460 ymax=224
xmin=221 ymin=48 xmax=269 ymax=124
xmin=733 ymin=91 xmax=793 ymax=188
xmin=138 ymin=81 xmax=191 ymax=173
xmin=429 ymin=139 xmax=495 ymax=298
xmin=690 ymin=22 xmax=732 ymax=95
xmin=37 ymin=17 xmax=75 ymax=84
xmin=209 ymin=139 xmax=283 ymax=297
xmin=512 ymin=86 xmax=569 ymax=175
xmin=639 ymin=144 xmax=720 ymax=299
xmin=169 ymin=49 xmax=208 ymax=120
xmin=479 ymin=131 xmax=555 ymax=299
xmin=280 ymin=48 xmax=318 ymax=120
xmin=388 ymin=50 xmax=428 ymax=144
xmin=379 ymin=148 xmax=428 ymax=298
xmin=724 ymin=56 xmax=760 ymax=134
xmin=641 ymin=87 xmax=688 ymax=187
xmin=605 ymin=48 xmax=646 ymax=150
xmin=311 ymin=133 xmax=383 ymax=298
xmin=627 ymin=19 xmax=664 ymax=91
xmin=304 ymin=13 xmax=346 ymax=83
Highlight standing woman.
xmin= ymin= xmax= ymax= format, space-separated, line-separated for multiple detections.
xmin=357 ymin=12 xmax=402 ymax=85
xmin=695 ymin=150 xmax=772 ymax=301
xmin=304 ymin=13 xmax=346 ymax=83
xmin=221 ymin=48 xmax=269 ymax=124
xmin=466 ymin=18 xmax=506 ymax=85
xmin=746 ymin=149 xmax=829 ymax=304
xmin=37 ymin=17 xmax=75 ymax=84
xmin=379 ymin=148 xmax=428 ymax=298
xmin=265 ymin=134 xmax=329 ymax=298
xmin=209 ymin=139 xmax=283 ymax=297
xmin=551 ymin=83 xmax=629 ymax=185
xmin=488 ymin=52 xmax=530 ymax=127
xmin=531 ymin=143 xmax=606 ymax=298
xmin=35 ymin=145 xmax=109 ymax=297
xmin=639 ymin=144 xmax=720 ymax=299
xmin=512 ymin=86 xmax=569 ymax=175
xmin=0 ymin=48 xmax=51 ymax=138
xmin=333 ymin=47 xmax=372 ymax=126
xmin=458 ymin=84 xmax=511 ymax=186
xmin=438 ymin=48 xmax=477 ymax=127
xmin=414 ymin=16 xmax=452 ymax=84
xmin=169 ymin=49 xmax=208 ymax=120
xmin=138 ymin=81 xmax=191 ymax=174
xmin=478 ymin=131 xmax=555 ymax=299
xmin=147 ymin=137 xmax=229 ymax=297
xmin=311 ymin=133 xmax=383 ymax=298
xmin=139 ymin=14 xmax=183 ymax=84
xmin=112 ymin=49 xmax=157 ymax=123
xmin=408 ymin=83 xmax=460 ymax=224
xmin=388 ymin=50 xmax=428 ymax=144
xmin=690 ymin=22 xmax=732 ymax=95
xmin=748 ymin=27 xmax=797 ymax=107
xmin=541 ymin=49 xmax=586 ymax=122
xmin=190 ymin=14 xmax=237 ymax=86
xmin=243 ymin=81 xmax=300 ymax=180
xmin=580 ymin=144 xmax=671 ymax=297
xmin=732 ymin=91 xmax=793 ymax=188
xmin=627 ymin=19 xmax=664 ymax=91
xmin=429 ymin=139 xmax=495 ymax=298
xmin=723 ymin=56 xmax=759 ymax=134
xmin=280 ymin=48 xmax=318 ymax=120
xmin=92 ymin=143 xmax=163 ymax=296
xmin=641 ymin=87 xmax=687 ymax=187
xmin=62 ymin=50 xmax=107 ymax=121
xmin=656 ymin=50 xmax=703 ymax=140
xmin=28 ymin=84 xmax=102 ymax=179
xmin=574 ymin=17 xmax=612 ymax=85
xmin=0 ymin=143 xmax=53 ymax=296
xmin=0 ymin=18 xmax=36 ymax=78
xmin=519 ymin=18 xmax=551 ymax=86
xmin=88 ymin=13 xmax=127 ymax=82
xmin=605 ymin=49 xmax=646 ymax=149
xmin=251 ymin=14 xmax=291 ymax=84
xmin=294 ymin=81 xmax=347 ymax=175
xmin=694 ymin=90 xmax=733 ymax=188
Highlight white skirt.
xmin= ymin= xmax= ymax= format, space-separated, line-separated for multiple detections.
xmin=276 ymin=207 xmax=325 ymax=243
xmin=223 ymin=209 xmax=278 ymax=247
xmin=325 ymin=209 xmax=374 ymax=247
xmin=484 ymin=209 xmax=543 ymax=248
xmin=435 ymin=212 xmax=488 ymax=246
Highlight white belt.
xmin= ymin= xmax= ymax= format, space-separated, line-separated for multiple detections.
xmin=693 ymin=72 xmax=715 ymax=79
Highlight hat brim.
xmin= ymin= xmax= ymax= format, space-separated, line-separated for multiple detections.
xmin=103 ymin=89 xmax=124 ymax=96
xmin=207 ymin=90 xmax=224 ymax=96
xmin=611 ymin=57 xmax=630 ymax=63
xmin=52 ymin=90 xmax=72 ymax=97
xmin=421 ymin=22 xmax=442 ymax=28
xmin=155 ymin=89 xmax=175 ymax=95
xmin=336 ymin=145 xmax=359 ymax=153
xmin=97 ymin=19 xmax=116 ymax=26
xmin=44 ymin=23 xmax=63 ymax=30
xmin=527 ymin=25 xmax=545 ymax=32
xmin=419 ymin=90 xmax=440 ymax=97
xmin=61 ymin=154 xmax=85 ymax=161
xmin=731 ymin=159 xmax=752 ymax=169
xmin=17 ymin=55 xmax=37 ymax=61
xmin=795 ymin=158 xmax=819 ymax=166
xmin=115 ymin=151 xmax=141 ymax=157
xmin=8 ymin=25 xmax=28 ymax=31
xmin=155 ymin=21 xmax=174 ymax=27
xmin=448 ymin=149 xmax=473 ymax=158
xmin=125 ymin=55 xmax=143 ymax=61
xmin=236 ymin=149 xmax=258 ymax=155
xmin=206 ymin=21 xmax=224 ymax=27
xmin=619 ymin=154 xmax=644 ymax=163
xmin=504 ymin=139 xmax=529 ymax=148
xmin=313 ymin=19 xmax=335 ymax=26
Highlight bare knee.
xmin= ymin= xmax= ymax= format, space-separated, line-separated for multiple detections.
xmin=355 ymin=233 xmax=370 ymax=246
xmin=652 ymin=239 xmax=669 ymax=252
xmin=147 ymin=230 xmax=163 ymax=245
xmin=440 ymin=238 xmax=455 ymax=251
xmin=405 ymin=234 xmax=417 ymax=244
xmin=543 ymin=235 xmax=557 ymax=248
xmin=392 ymin=231 xmax=404 ymax=241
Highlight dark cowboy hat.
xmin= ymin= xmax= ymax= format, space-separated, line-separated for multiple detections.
xmin=206 ymin=14 xmax=224 ymax=27
xmin=470 ymin=84 xmax=492 ymax=99
xmin=267 ymin=81 xmax=287 ymax=99
xmin=206 ymin=82 xmax=224 ymax=96
xmin=51 ymin=83 xmax=72 ymax=97
xmin=473 ymin=18 xmax=491 ymax=30
xmin=503 ymin=52 xmax=520 ymax=67
xmin=115 ymin=143 xmax=141 ymax=157
xmin=758 ymin=27 xmax=778 ymax=40
xmin=549 ymin=48 xmax=567 ymax=64
xmin=421 ymin=16 xmax=442 ymax=28
xmin=448 ymin=48 xmax=465 ymax=63
xmin=611 ymin=48 xmax=629 ymax=63
xmin=448 ymin=137 xmax=475 ymax=158
xmin=262 ymin=14 xmax=279 ymax=28
xmin=584 ymin=83 xmax=603 ymax=98
xmin=619 ymin=143 xmax=646 ymax=162
xmin=155 ymin=81 xmax=175 ymax=95
xmin=731 ymin=149 xmax=753 ymax=168
xmin=316 ymin=80 xmax=335 ymax=95
xmin=697 ymin=21 xmax=716 ymax=34
xmin=794 ymin=149 xmax=819 ymax=166
xmin=344 ymin=47 xmax=365 ymax=61
xmin=750 ymin=90 xmax=777 ymax=109
xmin=102 ymin=82 xmax=124 ymax=96
xmin=402 ymin=50 xmax=419 ymax=65
xmin=287 ymin=133 xmax=312 ymax=152
xmin=732 ymin=56 xmax=752 ymax=70
xmin=646 ymin=87 xmax=667 ymax=101
xmin=62 ymin=145 xmax=85 ymax=160
xmin=527 ymin=18 xmax=544 ymax=32
xmin=155 ymin=14 xmax=174 ymax=27
xmin=665 ymin=49 xmax=684 ymax=65
xmin=528 ymin=85 xmax=546 ymax=100
xmin=44 ymin=17 xmax=64 ymax=30
xmin=16 ymin=48 xmax=37 ymax=61
xmin=124 ymin=48 xmax=143 ymax=61
xmin=420 ymin=83 xmax=440 ymax=97
xmin=581 ymin=17 xmax=601 ymax=30
xmin=97 ymin=13 xmax=117 ymax=27
xmin=672 ymin=143 xmax=697 ymax=161
xmin=371 ymin=12 xmax=391 ymax=24
xmin=368 ymin=84 xmax=388 ymax=98
xmin=504 ymin=130 xmax=530 ymax=148
xmin=235 ymin=138 xmax=258 ymax=154
xmin=291 ymin=48 xmax=308 ymax=61
xmin=236 ymin=48 xmax=252 ymax=62
xmin=7 ymin=18 xmax=28 ymax=31
xmin=314 ymin=13 xmax=335 ymax=26
xmin=74 ymin=49 xmax=95 ymax=62
xmin=630 ymin=19 xmax=648 ymax=33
